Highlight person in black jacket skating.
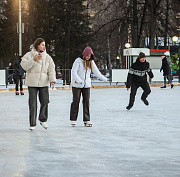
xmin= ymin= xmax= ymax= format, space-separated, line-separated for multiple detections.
xmin=8 ymin=63 xmax=14 ymax=84
xmin=160 ymin=55 xmax=174 ymax=89
xmin=14 ymin=56 xmax=25 ymax=95
xmin=126 ymin=52 xmax=154 ymax=110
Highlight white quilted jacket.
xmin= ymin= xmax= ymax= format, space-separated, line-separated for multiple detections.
xmin=21 ymin=49 xmax=56 ymax=87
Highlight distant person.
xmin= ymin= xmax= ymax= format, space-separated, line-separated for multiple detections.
xmin=14 ymin=56 xmax=25 ymax=95
xmin=178 ymin=59 xmax=180 ymax=83
xmin=8 ymin=63 xmax=14 ymax=84
xmin=126 ymin=52 xmax=154 ymax=110
xmin=70 ymin=46 xmax=108 ymax=127
xmin=21 ymin=38 xmax=56 ymax=131
xmin=160 ymin=55 xmax=174 ymax=89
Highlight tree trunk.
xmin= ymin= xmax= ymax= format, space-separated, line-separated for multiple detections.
xmin=132 ymin=0 xmax=138 ymax=47
xmin=149 ymin=1 xmax=156 ymax=49
xmin=164 ymin=0 xmax=169 ymax=48
xmin=149 ymin=0 xmax=163 ymax=49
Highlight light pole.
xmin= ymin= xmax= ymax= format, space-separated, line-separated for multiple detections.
xmin=18 ymin=0 xmax=22 ymax=56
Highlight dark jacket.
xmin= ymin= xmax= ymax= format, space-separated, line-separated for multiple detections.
xmin=160 ymin=57 xmax=170 ymax=76
xmin=8 ymin=65 xmax=14 ymax=75
xmin=126 ymin=57 xmax=154 ymax=88
xmin=14 ymin=58 xmax=25 ymax=76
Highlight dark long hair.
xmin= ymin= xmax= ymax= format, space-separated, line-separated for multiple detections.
xmin=34 ymin=38 xmax=45 ymax=51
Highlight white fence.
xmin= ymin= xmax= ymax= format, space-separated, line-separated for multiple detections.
xmin=112 ymin=69 xmax=164 ymax=83
xmin=0 ymin=70 xmax=6 ymax=85
xmin=0 ymin=68 xmax=165 ymax=87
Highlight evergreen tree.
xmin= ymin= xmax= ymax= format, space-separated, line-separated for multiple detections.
xmin=0 ymin=0 xmax=92 ymax=69
xmin=27 ymin=0 xmax=91 ymax=68
xmin=0 ymin=0 xmax=18 ymax=67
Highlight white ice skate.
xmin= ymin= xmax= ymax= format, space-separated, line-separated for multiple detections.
xmin=71 ymin=121 xmax=76 ymax=127
xmin=40 ymin=121 xmax=48 ymax=130
xmin=84 ymin=121 xmax=92 ymax=127
xmin=29 ymin=126 xmax=35 ymax=131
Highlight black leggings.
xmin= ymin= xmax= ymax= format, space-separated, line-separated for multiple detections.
xmin=16 ymin=75 xmax=23 ymax=91
xmin=128 ymin=82 xmax=151 ymax=106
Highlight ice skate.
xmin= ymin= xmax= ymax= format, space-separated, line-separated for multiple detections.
xmin=15 ymin=91 xmax=19 ymax=95
xmin=71 ymin=121 xmax=76 ymax=127
xmin=160 ymin=85 xmax=166 ymax=88
xmin=40 ymin=121 xmax=48 ymax=130
xmin=126 ymin=105 xmax=133 ymax=110
xmin=84 ymin=121 xmax=92 ymax=127
xmin=20 ymin=91 xmax=24 ymax=95
xmin=29 ymin=126 xmax=35 ymax=131
xmin=171 ymin=84 xmax=174 ymax=89
xmin=141 ymin=98 xmax=149 ymax=106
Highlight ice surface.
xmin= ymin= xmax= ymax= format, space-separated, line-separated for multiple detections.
xmin=0 ymin=86 xmax=180 ymax=177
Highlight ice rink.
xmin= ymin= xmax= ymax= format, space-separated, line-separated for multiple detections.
xmin=0 ymin=86 xmax=180 ymax=177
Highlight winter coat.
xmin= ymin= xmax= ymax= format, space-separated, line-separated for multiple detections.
xmin=8 ymin=65 xmax=14 ymax=75
xmin=126 ymin=57 xmax=154 ymax=88
xmin=71 ymin=57 xmax=108 ymax=88
xmin=14 ymin=58 xmax=24 ymax=76
xmin=160 ymin=57 xmax=170 ymax=76
xmin=21 ymin=48 xmax=56 ymax=87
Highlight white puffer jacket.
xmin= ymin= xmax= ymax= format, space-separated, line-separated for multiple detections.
xmin=71 ymin=57 xmax=108 ymax=88
xmin=21 ymin=49 xmax=56 ymax=87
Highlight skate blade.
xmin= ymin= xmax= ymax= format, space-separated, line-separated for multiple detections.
xmin=84 ymin=124 xmax=92 ymax=127
xmin=40 ymin=123 xmax=48 ymax=130
xmin=71 ymin=123 xmax=76 ymax=127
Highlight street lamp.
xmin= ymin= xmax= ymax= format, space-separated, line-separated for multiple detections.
xmin=172 ymin=36 xmax=178 ymax=43
xmin=18 ymin=0 xmax=22 ymax=56
xmin=125 ymin=42 xmax=131 ymax=48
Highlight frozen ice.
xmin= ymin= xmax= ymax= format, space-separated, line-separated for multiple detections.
xmin=0 ymin=86 xmax=180 ymax=177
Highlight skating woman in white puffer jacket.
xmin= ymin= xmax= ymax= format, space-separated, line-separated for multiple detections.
xmin=21 ymin=38 xmax=56 ymax=131
xmin=70 ymin=46 xmax=108 ymax=127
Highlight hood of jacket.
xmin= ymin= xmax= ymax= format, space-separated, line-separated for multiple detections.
xmin=82 ymin=46 xmax=94 ymax=60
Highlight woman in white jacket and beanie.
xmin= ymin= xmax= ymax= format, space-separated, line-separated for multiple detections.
xmin=21 ymin=38 xmax=56 ymax=131
xmin=70 ymin=46 xmax=108 ymax=127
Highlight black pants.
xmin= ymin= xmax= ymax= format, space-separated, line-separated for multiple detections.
xmin=28 ymin=87 xmax=49 ymax=127
xmin=128 ymin=82 xmax=151 ymax=106
xmin=16 ymin=75 xmax=23 ymax=91
xmin=163 ymin=75 xmax=172 ymax=86
xmin=70 ymin=87 xmax=90 ymax=121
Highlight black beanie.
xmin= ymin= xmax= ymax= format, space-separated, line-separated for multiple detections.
xmin=139 ymin=52 xmax=145 ymax=59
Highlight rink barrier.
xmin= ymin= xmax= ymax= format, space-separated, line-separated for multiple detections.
xmin=0 ymin=69 xmax=6 ymax=86
xmin=1 ymin=83 xmax=180 ymax=92
xmin=111 ymin=69 xmax=164 ymax=83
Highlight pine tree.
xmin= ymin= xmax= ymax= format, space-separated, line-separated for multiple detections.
xmin=0 ymin=0 xmax=92 ymax=70
xmin=0 ymin=0 xmax=18 ymax=67
xmin=25 ymin=0 xmax=91 ymax=65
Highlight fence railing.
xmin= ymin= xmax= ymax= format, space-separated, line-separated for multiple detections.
xmin=56 ymin=69 xmax=71 ymax=85
xmin=4 ymin=68 xmax=111 ymax=87
xmin=2 ymin=67 xmax=175 ymax=88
